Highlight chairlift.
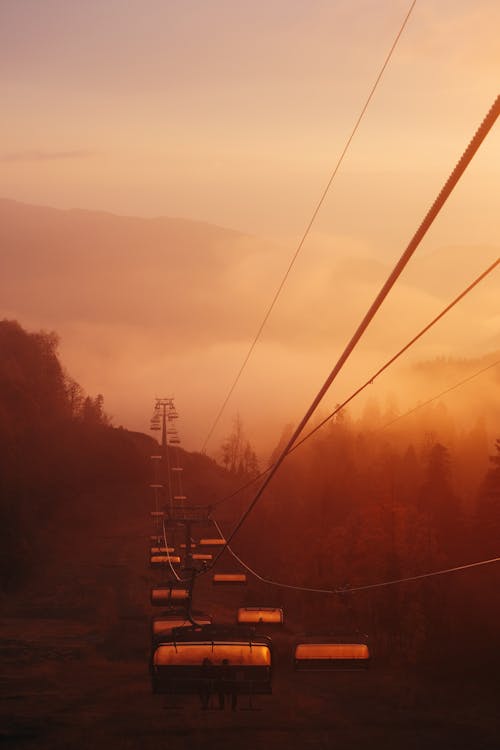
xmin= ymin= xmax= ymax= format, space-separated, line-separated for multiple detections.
xmin=169 ymin=438 xmax=181 ymax=445
xmin=150 ymin=585 xmax=191 ymax=606
xmin=151 ymin=625 xmax=272 ymax=697
xmin=150 ymin=425 xmax=161 ymax=431
xmin=294 ymin=634 xmax=370 ymax=671
xmin=213 ymin=573 xmax=247 ymax=585
xmin=180 ymin=543 xmax=196 ymax=549
xmin=237 ymin=607 xmax=284 ymax=625
xmin=150 ymin=455 xmax=162 ymax=460
xmin=151 ymin=613 xmax=212 ymax=641
xmin=150 ymin=511 xmax=165 ymax=518
xmin=192 ymin=553 xmax=212 ymax=561
xmin=199 ymin=538 xmax=226 ymax=547
xmin=149 ymin=483 xmax=163 ymax=488
xmin=150 ymin=546 xmax=175 ymax=555
xmin=150 ymin=554 xmax=181 ymax=567
xmin=174 ymin=495 xmax=187 ymax=501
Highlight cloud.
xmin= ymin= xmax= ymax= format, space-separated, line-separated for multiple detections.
xmin=1 ymin=149 xmax=97 ymax=163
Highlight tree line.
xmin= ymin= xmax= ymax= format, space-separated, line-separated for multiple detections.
xmin=233 ymin=396 xmax=500 ymax=676
xmin=0 ymin=319 xmax=152 ymax=591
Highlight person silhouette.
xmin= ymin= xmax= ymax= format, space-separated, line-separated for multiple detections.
xmin=199 ymin=657 xmax=213 ymax=709
xmin=217 ymin=658 xmax=232 ymax=710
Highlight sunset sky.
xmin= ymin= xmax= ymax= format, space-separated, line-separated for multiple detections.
xmin=1 ymin=1 xmax=499 ymax=454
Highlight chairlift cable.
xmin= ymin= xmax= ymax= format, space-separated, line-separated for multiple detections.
xmin=200 ymin=0 xmax=418 ymax=453
xmin=378 ymin=359 xmax=500 ymax=431
xmin=212 ymin=518 xmax=500 ymax=595
xmin=213 ymin=95 xmax=500 ymax=559
xmin=210 ymin=256 xmax=499 ymax=511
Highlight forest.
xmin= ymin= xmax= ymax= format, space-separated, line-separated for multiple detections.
xmin=1 ymin=318 xmax=499 ymax=681
xmin=0 ymin=319 xmax=155 ymax=590
xmin=229 ymin=396 xmax=500 ymax=678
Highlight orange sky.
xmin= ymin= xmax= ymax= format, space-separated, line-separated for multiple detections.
xmin=1 ymin=1 xmax=499 ymax=455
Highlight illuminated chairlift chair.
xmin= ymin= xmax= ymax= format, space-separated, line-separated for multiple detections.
xmin=151 ymin=624 xmax=273 ymax=698
xmin=294 ymin=634 xmax=370 ymax=671
xmin=213 ymin=573 xmax=247 ymax=585
xmin=169 ymin=438 xmax=181 ymax=445
xmin=149 ymin=483 xmax=163 ymax=488
xmin=151 ymin=612 xmax=213 ymax=644
xmin=192 ymin=553 xmax=212 ymax=562
xmin=150 ymin=585 xmax=191 ymax=607
xmin=237 ymin=607 xmax=284 ymax=626
xmin=199 ymin=538 xmax=226 ymax=547
xmin=180 ymin=542 xmax=196 ymax=549
xmin=150 ymin=455 xmax=162 ymax=459
xmin=150 ymin=511 xmax=165 ymax=518
xmin=150 ymin=554 xmax=181 ymax=568
xmin=150 ymin=546 xmax=175 ymax=555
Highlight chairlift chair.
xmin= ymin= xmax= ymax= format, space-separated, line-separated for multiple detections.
xmin=150 ymin=546 xmax=175 ymax=555
xmin=151 ymin=612 xmax=212 ymax=643
xmin=151 ymin=624 xmax=272 ymax=697
xmin=199 ymin=538 xmax=226 ymax=547
xmin=294 ymin=634 xmax=370 ymax=671
xmin=213 ymin=573 xmax=247 ymax=585
xmin=237 ymin=607 xmax=284 ymax=625
xmin=150 ymin=585 xmax=191 ymax=607
xmin=150 ymin=554 xmax=181 ymax=568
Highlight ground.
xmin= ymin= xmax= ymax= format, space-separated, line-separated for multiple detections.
xmin=1 ymin=491 xmax=498 ymax=749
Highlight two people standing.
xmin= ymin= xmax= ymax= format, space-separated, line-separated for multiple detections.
xmin=200 ymin=657 xmax=238 ymax=711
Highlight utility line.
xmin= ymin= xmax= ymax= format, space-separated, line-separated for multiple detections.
xmin=161 ymin=520 xmax=190 ymax=582
xmin=203 ymin=94 xmax=500 ymax=564
xmin=380 ymin=359 xmax=500 ymax=431
xmin=212 ymin=518 xmax=500 ymax=596
xmin=347 ymin=558 xmax=500 ymax=593
xmin=209 ymin=258 xmax=499 ymax=509
xmin=289 ymin=259 xmax=499 ymax=452
xmin=200 ymin=0 xmax=418 ymax=453
xmin=212 ymin=258 xmax=500 ymax=508
xmin=211 ymin=353 xmax=499 ymax=512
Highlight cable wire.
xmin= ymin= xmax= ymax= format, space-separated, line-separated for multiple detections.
xmin=204 ymin=94 xmax=500 ymax=563
xmin=212 ymin=518 xmax=500 ymax=596
xmin=200 ymin=0 xmax=418 ymax=453
xmin=212 ymin=356 xmax=499 ymax=516
xmin=290 ymin=259 xmax=499 ymax=452
xmin=210 ymin=258 xmax=499 ymax=511
xmin=380 ymin=359 xmax=500 ymax=431
xmin=161 ymin=520 xmax=191 ymax=582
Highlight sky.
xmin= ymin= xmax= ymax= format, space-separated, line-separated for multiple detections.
xmin=1 ymin=0 xmax=499 ymax=456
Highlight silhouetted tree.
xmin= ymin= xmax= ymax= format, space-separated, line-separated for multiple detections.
xmin=476 ymin=438 xmax=500 ymax=554
xmin=220 ymin=415 xmax=259 ymax=477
